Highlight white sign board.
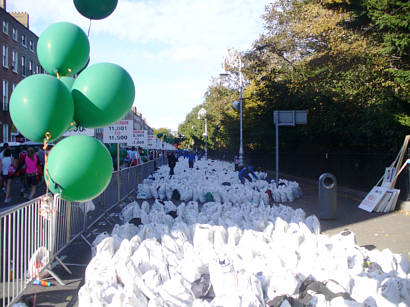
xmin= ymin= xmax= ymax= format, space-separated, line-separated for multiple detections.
xmin=358 ymin=186 xmax=387 ymax=212
xmin=103 ymin=120 xmax=133 ymax=144
xmin=147 ymin=135 xmax=154 ymax=149
xmin=375 ymin=189 xmax=400 ymax=212
xmin=128 ymin=130 xmax=147 ymax=147
xmin=64 ymin=125 xmax=94 ymax=137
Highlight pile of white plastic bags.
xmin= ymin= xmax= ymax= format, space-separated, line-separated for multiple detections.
xmin=79 ymin=200 xmax=409 ymax=306
xmin=77 ymin=159 xmax=409 ymax=306
xmin=136 ymin=158 xmax=302 ymax=204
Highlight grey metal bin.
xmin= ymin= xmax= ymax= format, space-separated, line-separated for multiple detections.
xmin=318 ymin=173 xmax=337 ymax=219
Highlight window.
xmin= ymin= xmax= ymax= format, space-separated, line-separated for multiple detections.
xmin=28 ymin=60 xmax=33 ymax=75
xmin=2 ymin=45 xmax=8 ymax=68
xmin=2 ymin=21 xmax=8 ymax=35
xmin=29 ymin=40 xmax=34 ymax=52
xmin=3 ymin=124 xmax=9 ymax=143
xmin=21 ymin=56 xmax=26 ymax=76
xmin=2 ymin=80 xmax=8 ymax=111
xmin=36 ymin=64 xmax=41 ymax=74
xmin=12 ymin=51 xmax=17 ymax=72
xmin=21 ymin=34 xmax=26 ymax=47
xmin=12 ymin=28 xmax=17 ymax=41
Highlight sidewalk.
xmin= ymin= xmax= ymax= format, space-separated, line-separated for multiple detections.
xmin=15 ymin=177 xmax=410 ymax=306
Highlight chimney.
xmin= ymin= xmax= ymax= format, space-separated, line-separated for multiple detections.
xmin=11 ymin=12 xmax=29 ymax=28
xmin=0 ymin=0 xmax=6 ymax=10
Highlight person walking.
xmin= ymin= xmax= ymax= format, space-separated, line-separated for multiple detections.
xmin=238 ymin=165 xmax=258 ymax=184
xmin=167 ymin=151 xmax=177 ymax=176
xmin=234 ymin=156 xmax=240 ymax=171
xmin=25 ymin=147 xmax=38 ymax=200
xmin=188 ymin=151 xmax=195 ymax=169
xmin=0 ymin=148 xmax=16 ymax=203
xmin=15 ymin=146 xmax=28 ymax=197
xmin=0 ymin=142 xmax=9 ymax=192
xmin=36 ymin=146 xmax=45 ymax=188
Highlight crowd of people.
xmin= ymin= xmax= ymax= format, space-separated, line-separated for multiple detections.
xmin=166 ymin=149 xmax=206 ymax=175
xmin=0 ymin=142 xmax=261 ymax=205
xmin=0 ymin=143 xmax=47 ymax=204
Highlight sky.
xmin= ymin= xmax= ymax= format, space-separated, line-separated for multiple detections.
xmin=7 ymin=0 xmax=269 ymax=132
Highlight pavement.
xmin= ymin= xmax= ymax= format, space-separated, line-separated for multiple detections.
xmin=11 ymin=174 xmax=410 ymax=306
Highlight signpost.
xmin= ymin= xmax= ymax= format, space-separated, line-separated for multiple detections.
xmin=128 ymin=130 xmax=147 ymax=148
xmin=273 ymin=110 xmax=308 ymax=187
xmin=147 ymin=135 xmax=154 ymax=149
xmin=103 ymin=120 xmax=133 ymax=144
xmin=103 ymin=120 xmax=132 ymax=202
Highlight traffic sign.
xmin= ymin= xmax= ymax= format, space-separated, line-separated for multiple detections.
xmin=273 ymin=110 xmax=307 ymax=126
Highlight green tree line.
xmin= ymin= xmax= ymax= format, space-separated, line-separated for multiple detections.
xmin=178 ymin=0 xmax=409 ymax=155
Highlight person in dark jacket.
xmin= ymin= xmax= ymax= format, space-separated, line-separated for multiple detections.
xmin=238 ymin=165 xmax=258 ymax=184
xmin=167 ymin=152 xmax=178 ymax=175
xmin=188 ymin=151 xmax=195 ymax=168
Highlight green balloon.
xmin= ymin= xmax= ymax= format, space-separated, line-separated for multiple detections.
xmin=74 ymin=0 xmax=118 ymax=20
xmin=10 ymin=74 xmax=74 ymax=142
xmin=46 ymin=135 xmax=113 ymax=202
xmin=60 ymin=76 xmax=75 ymax=90
xmin=72 ymin=63 xmax=135 ymax=128
xmin=37 ymin=22 xmax=90 ymax=77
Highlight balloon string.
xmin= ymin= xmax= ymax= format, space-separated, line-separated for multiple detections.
xmin=87 ymin=19 xmax=92 ymax=37
xmin=43 ymin=132 xmax=51 ymax=196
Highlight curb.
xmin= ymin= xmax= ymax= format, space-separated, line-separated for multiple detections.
xmin=267 ymin=171 xmax=368 ymax=199
xmin=399 ymin=200 xmax=410 ymax=212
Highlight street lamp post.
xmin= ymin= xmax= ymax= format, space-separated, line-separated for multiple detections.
xmin=197 ymin=107 xmax=207 ymax=160
xmin=220 ymin=56 xmax=244 ymax=168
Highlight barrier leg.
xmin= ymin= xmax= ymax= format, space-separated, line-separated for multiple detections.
xmin=54 ymin=256 xmax=72 ymax=275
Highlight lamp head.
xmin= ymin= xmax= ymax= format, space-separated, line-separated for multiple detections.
xmin=232 ymin=100 xmax=240 ymax=111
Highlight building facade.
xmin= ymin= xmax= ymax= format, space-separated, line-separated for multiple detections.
xmin=124 ymin=106 xmax=154 ymax=135
xmin=0 ymin=0 xmax=43 ymax=143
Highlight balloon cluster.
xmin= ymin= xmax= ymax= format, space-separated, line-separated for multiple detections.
xmin=9 ymin=0 xmax=133 ymax=202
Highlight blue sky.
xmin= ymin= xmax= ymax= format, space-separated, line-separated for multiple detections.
xmin=8 ymin=0 xmax=269 ymax=131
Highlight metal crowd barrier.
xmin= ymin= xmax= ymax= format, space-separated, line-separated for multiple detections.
xmin=0 ymin=156 xmax=166 ymax=306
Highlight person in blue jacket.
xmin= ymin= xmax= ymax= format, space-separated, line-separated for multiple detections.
xmin=188 ymin=151 xmax=195 ymax=168
xmin=238 ymin=165 xmax=258 ymax=184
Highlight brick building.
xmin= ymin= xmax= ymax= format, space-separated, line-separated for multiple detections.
xmin=0 ymin=0 xmax=43 ymax=143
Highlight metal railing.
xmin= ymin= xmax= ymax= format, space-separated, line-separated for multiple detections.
xmin=0 ymin=156 xmax=166 ymax=306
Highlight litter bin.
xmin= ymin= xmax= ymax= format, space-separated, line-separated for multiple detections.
xmin=318 ymin=173 xmax=337 ymax=219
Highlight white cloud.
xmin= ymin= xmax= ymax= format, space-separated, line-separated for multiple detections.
xmin=7 ymin=0 xmax=269 ymax=130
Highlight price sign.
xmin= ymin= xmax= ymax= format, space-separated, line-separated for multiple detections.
xmin=128 ymin=130 xmax=147 ymax=147
xmin=103 ymin=120 xmax=133 ymax=143
xmin=64 ymin=125 xmax=95 ymax=137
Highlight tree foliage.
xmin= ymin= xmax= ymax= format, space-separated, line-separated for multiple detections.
xmin=178 ymin=0 xmax=409 ymax=155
